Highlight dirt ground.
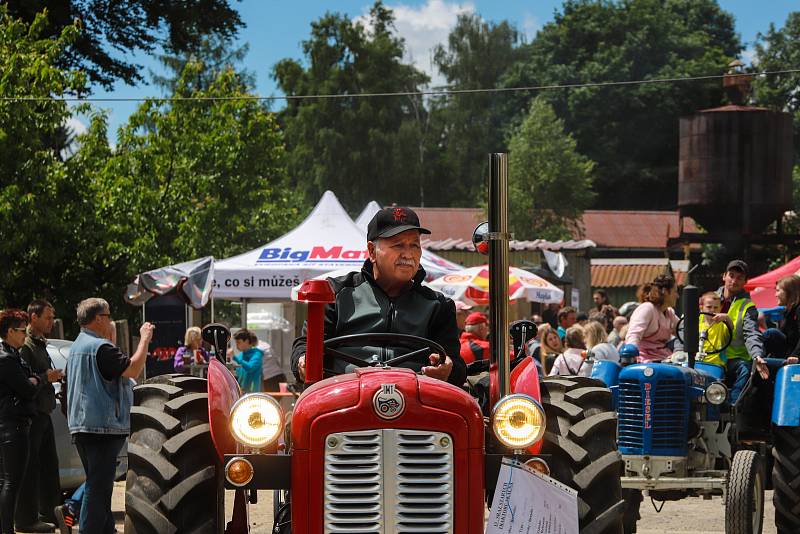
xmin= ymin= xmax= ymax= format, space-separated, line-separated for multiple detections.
xmin=111 ymin=482 xmax=778 ymax=533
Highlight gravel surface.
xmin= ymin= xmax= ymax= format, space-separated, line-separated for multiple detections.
xmin=112 ymin=482 xmax=778 ymax=533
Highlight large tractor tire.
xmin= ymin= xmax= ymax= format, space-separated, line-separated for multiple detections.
xmin=541 ymin=376 xmax=625 ymax=534
xmin=772 ymin=426 xmax=800 ymax=534
xmin=725 ymin=449 xmax=764 ymax=534
xmin=125 ymin=375 xmax=220 ymax=534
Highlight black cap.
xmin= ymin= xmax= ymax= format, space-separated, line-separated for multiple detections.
xmin=367 ymin=207 xmax=431 ymax=241
xmin=726 ymin=259 xmax=748 ymax=277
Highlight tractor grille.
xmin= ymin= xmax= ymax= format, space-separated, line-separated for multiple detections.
xmin=617 ymin=379 xmax=644 ymax=449
xmin=324 ymin=429 xmax=454 ymax=534
xmin=617 ymin=378 xmax=689 ymax=455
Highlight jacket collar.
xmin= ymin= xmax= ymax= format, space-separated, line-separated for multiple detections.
xmin=25 ymin=326 xmax=47 ymax=346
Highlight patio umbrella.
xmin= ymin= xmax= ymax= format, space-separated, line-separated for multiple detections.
xmin=428 ymin=265 xmax=564 ymax=306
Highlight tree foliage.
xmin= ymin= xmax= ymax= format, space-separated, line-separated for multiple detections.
xmin=501 ymin=0 xmax=740 ymax=209
xmin=0 ymin=8 xmax=304 ymax=331
xmin=430 ymin=14 xmax=524 ymax=205
xmin=753 ymin=11 xmax=800 ymax=159
xmin=273 ymin=1 xmax=429 ymax=212
xmin=0 ymin=7 xmax=88 ymax=315
xmin=5 ymin=0 xmax=243 ymax=88
xmin=507 ymin=98 xmax=595 ymax=240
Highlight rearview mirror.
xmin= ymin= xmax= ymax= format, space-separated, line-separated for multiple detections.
xmin=472 ymin=222 xmax=490 ymax=255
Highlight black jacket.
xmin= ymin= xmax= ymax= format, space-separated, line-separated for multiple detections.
xmin=0 ymin=341 xmax=43 ymax=423
xmin=781 ymin=304 xmax=800 ymax=358
xmin=19 ymin=332 xmax=56 ymax=414
xmin=292 ymin=260 xmax=466 ymax=387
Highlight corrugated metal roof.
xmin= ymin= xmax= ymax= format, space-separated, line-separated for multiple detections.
xmin=422 ymin=238 xmax=596 ymax=251
xmin=575 ymin=210 xmax=700 ymax=249
xmin=591 ymin=262 xmax=688 ymax=288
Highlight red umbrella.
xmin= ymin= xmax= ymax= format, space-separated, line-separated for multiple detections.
xmin=744 ymin=256 xmax=800 ymax=309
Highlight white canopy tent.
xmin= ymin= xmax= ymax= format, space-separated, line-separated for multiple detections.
xmin=354 ymin=201 xmax=464 ymax=281
xmin=214 ymin=190 xmax=368 ymax=299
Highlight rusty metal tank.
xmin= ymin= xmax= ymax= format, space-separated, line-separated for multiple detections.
xmin=678 ymin=66 xmax=793 ymax=238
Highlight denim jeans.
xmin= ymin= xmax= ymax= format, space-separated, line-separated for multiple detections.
xmin=727 ymin=358 xmax=752 ymax=405
xmin=0 ymin=420 xmax=30 ymax=534
xmin=74 ymin=433 xmax=126 ymax=534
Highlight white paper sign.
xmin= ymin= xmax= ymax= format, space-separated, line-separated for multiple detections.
xmin=487 ymin=458 xmax=579 ymax=534
xmin=571 ymin=288 xmax=580 ymax=309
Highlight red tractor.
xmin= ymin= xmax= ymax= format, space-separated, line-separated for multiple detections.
xmin=124 ymin=154 xmax=624 ymax=533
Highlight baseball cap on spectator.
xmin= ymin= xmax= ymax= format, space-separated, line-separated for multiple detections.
xmin=454 ymin=301 xmax=473 ymax=311
xmin=726 ymin=259 xmax=748 ymax=277
xmin=367 ymin=207 xmax=431 ymax=241
xmin=465 ymin=312 xmax=488 ymax=325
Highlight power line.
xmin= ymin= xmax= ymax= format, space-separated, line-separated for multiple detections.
xmin=1 ymin=69 xmax=799 ymax=103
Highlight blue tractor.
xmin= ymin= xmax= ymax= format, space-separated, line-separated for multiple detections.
xmin=591 ymin=284 xmax=800 ymax=534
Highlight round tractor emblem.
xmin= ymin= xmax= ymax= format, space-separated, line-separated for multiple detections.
xmin=373 ymin=384 xmax=405 ymax=420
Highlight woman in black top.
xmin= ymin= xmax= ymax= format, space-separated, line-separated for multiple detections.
xmin=775 ymin=275 xmax=800 ymax=364
xmin=0 ymin=309 xmax=43 ymax=534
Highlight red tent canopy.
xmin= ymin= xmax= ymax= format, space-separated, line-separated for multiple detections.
xmin=744 ymin=256 xmax=800 ymax=309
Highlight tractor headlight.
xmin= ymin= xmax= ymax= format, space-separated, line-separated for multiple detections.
xmin=230 ymin=394 xmax=283 ymax=448
xmin=705 ymin=382 xmax=728 ymax=405
xmin=492 ymin=394 xmax=546 ymax=449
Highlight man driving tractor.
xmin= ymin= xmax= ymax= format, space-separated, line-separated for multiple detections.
xmin=291 ymin=206 xmax=466 ymax=386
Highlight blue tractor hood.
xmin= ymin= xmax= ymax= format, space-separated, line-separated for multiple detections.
xmin=617 ymin=363 xmax=718 ymax=457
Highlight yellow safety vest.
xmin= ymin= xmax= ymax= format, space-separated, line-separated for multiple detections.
xmin=699 ymin=319 xmax=731 ymax=366
xmin=726 ymin=296 xmax=756 ymax=361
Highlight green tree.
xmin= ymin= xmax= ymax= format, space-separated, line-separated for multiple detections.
xmin=429 ymin=14 xmax=524 ymax=205
xmin=151 ymin=32 xmax=256 ymax=93
xmin=5 ymin=0 xmax=243 ymax=88
xmin=0 ymin=7 xmax=89 ymax=317
xmin=753 ymin=12 xmax=800 ymax=159
xmin=273 ymin=1 xmax=429 ymax=211
xmin=503 ymin=0 xmax=740 ymax=209
xmin=507 ymin=97 xmax=595 ymax=240
xmin=71 ymin=61 xmax=305 ymax=299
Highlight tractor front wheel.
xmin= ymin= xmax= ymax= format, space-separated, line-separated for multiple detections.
xmin=124 ymin=374 xmax=220 ymax=533
xmin=725 ymin=449 xmax=764 ymax=534
xmin=541 ymin=376 xmax=625 ymax=534
xmin=772 ymin=425 xmax=800 ymax=534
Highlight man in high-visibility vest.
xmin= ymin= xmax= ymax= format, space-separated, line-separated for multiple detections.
xmin=708 ymin=260 xmax=768 ymax=403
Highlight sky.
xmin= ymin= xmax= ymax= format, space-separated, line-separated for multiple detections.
xmin=76 ymin=0 xmax=799 ymax=140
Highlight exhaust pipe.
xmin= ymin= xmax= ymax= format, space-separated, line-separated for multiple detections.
xmin=488 ymin=153 xmax=511 ymax=399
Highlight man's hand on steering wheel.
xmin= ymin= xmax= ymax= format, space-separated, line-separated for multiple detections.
xmin=421 ymin=353 xmax=453 ymax=381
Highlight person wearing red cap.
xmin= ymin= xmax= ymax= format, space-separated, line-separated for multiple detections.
xmin=460 ymin=312 xmax=490 ymax=364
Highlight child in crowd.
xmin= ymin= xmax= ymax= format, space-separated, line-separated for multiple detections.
xmin=232 ymin=329 xmax=264 ymax=393
xmin=549 ymin=326 xmax=591 ymax=377
xmin=698 ymin=292 xmax=732 ymax=365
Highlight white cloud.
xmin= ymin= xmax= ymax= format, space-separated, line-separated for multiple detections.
xmin=741 ymin=47 xmax=757 ymax=67
xmin=521 ymin=13 xmax=540 ymax=42
xmin=61 ymin=116 xmax=89 ymax=159
xmin=358 ymin=0 xmax=475 ymax=88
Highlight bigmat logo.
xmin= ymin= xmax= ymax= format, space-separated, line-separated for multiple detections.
xmin=257 ymin=246 xmax=368 ymax=263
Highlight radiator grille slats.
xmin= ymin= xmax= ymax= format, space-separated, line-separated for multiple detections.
xmin=324 ymin=429 xmax=454 ymax=534
xmin=617 ymin=377 xmax=689 ymax=454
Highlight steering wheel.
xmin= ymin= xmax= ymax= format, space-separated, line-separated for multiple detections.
xmin=322 ymin=333 xmax=448 ymax=375
xmin=675 ymin=311 xmax=733 ymax=356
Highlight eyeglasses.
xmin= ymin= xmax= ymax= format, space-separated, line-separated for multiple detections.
xmin=11 ymin=327 xmax=27 ymax=333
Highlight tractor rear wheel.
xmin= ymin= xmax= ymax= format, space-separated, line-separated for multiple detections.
xmin=124 ymin=374 xmax=220 ymax=534
xmin=772 ymin=425 xmax=800 ymax=534
xmin=541 ymin=376 xmax=625 ymax=534
xmin=725 ymin=449 xmax=764 ymax=534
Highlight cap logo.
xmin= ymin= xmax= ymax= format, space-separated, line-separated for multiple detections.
xmin=393 ymin=208 xmax=407 ymax=222
xmin=373 ymin=383 xmax=405 ymax=420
